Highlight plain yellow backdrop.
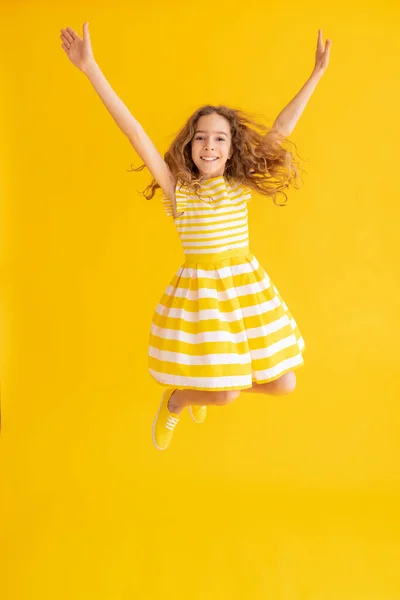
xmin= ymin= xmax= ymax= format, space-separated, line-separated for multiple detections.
xmin=1 ymin=0 xmax=400 ymax=598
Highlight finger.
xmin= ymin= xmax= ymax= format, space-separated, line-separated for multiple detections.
xmin=60 ymin=33 xmax=71 ymax=46
xmin=66 ymin=26 xmax=80 ymax=39
xmin=61 ymin=28 xmax=74 ymax=43
xmin=60 ymin=37 xmax=72 ymax=52
xmin=83 ymin=22 xmax=90 ymax=39
xmin=324 ymin=40 xmax=332 ymax=55
xmin=323 ymin=43 xmax=331 ymax=64
xmin=317 ymin=30 xmax=324 ymax=52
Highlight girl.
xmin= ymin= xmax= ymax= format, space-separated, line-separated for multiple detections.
xmin=60 ymin=23 xmax=331 ymax=450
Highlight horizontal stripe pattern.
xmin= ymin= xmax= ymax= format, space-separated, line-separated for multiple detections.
xmin=161 ymin=175 xmax=252 ymax=255
xmin=149 ymin=248 xmax=306 ymax=390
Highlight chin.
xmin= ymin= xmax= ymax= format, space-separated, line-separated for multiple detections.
xmin=196 ymin=161 xmax=226 ymax=176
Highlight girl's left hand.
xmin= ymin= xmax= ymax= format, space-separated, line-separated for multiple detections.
xmin=313 ymin=29 xmax=332 ymax=77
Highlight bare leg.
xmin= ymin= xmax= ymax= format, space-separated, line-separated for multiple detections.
xmin=245 ymin=371 xmax=296 ymax=396
xmin=168 ymin=389 xmax=240 ymax=415
xmin=168 ymin=372 xmax=296 ymax=415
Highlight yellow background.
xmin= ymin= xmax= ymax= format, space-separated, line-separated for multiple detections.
xmin=1 ymin=0 xmax=400 ymax=598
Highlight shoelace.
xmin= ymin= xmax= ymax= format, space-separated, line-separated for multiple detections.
xmin=166 ymin=415 xmax=179 ymax=431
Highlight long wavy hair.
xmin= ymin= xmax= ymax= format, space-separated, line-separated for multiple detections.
xmin=127 ymin=104 xmax=306 ymax=207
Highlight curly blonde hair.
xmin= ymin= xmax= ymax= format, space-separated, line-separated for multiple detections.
xmin=128 ymin=104 xmax=306 ymax=207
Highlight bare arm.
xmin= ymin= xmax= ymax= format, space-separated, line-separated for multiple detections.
xmin=272 ymin=71 xmax=323 ymax=137
xmin=272 ymin=30 xmax=332 ymax=137
xmin=60 ymin=23 xmax=178 ymax=215
xmin=83 ymin=63 xmax=176 ymax=196
xmin=83 ymin=62 xmax=142 ymax=137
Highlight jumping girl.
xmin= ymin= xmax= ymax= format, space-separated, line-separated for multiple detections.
xmin=60 ymin=23 xmax=331 ymax=450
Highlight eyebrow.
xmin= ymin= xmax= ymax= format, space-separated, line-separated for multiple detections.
xmin=195 ymin=130 xmax=229 ymax=136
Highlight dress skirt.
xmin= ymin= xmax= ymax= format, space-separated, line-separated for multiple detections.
xmin=148 ymin=247 xmax=305 ymax=391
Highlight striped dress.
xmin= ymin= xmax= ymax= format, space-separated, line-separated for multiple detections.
xmin=148 ymin=174 xmax=305 ymax=391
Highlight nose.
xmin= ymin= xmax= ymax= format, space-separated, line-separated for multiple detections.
xmin=204 ymin=141 xmax=214 ymax=151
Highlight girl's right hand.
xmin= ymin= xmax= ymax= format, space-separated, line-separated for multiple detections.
xmin=60 ymin=22 xmax=95 ymax=73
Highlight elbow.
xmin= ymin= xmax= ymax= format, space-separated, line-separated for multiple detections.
xmin=272 ymin=120 xmax=292 ymax=138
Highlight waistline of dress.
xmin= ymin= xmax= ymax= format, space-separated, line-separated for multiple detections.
xmin=182 ymin=247 xmax=253 ymax=266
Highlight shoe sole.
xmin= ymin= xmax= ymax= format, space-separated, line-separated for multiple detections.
xmin=188 ymin=406 xmax=205 ymax=424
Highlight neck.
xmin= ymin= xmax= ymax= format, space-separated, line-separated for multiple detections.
xmin=201 ymin=174 xmax=224 ymax=182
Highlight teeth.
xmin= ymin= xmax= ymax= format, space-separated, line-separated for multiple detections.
xmin=201 ymin=157 xmax=218 ymax=161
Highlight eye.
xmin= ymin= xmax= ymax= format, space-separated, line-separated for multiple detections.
xmin=195 ymin=136 xmax=226 ymax=141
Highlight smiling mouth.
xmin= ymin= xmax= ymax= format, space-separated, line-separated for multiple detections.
xmin=201 ymin=157 xmax=219 ymax=161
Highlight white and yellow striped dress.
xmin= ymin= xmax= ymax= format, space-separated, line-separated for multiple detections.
xmin=148 ymin=175 xmax=305 ymax=391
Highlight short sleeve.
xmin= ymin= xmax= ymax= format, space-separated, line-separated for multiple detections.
xmin=240 ymin=185 xmax=252 ymax=202
xmin=161 ymin=181 xmax=187 ymax=217
xmin=232 ymin=180 xmax=252 ymax=203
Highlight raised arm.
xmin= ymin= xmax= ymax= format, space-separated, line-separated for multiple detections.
xmin=60 ymin=22 xmax=178 ymax=215
xmin=271 ymin=29 xmax=332 ymax=137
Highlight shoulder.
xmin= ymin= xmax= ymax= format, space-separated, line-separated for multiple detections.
xmin=226 ymin=177 xmax=252 ymax=202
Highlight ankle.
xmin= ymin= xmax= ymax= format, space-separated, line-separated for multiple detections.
xmin=168 ymin=390 xmax=183 ymax=415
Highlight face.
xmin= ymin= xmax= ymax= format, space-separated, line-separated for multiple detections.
xmin=191 ymin=113 xmax=232 ymax=180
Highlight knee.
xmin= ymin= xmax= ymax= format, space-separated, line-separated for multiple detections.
xmin=213 ymin=390 xmax=240 ymax=406
xmin=278 ymin=371 xmax=297 ymax=394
